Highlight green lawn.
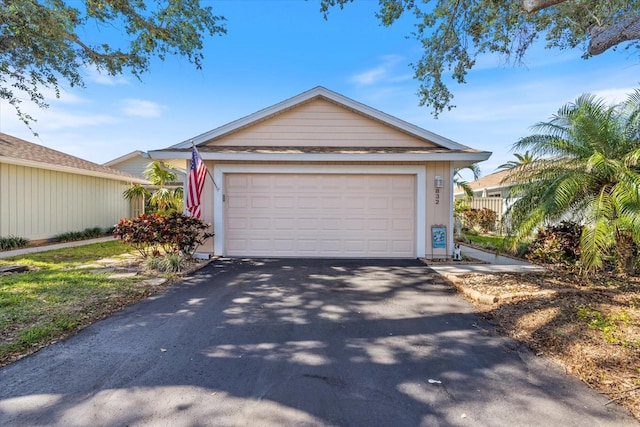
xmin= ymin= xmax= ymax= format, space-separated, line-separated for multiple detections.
xmin=0 ymin=241 xmax=160 ymax=366
xmin=461 ymin=234 xmax=506 ymax=250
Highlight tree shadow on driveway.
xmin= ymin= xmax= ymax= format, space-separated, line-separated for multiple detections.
xmin=0 ymin=258 xmax=635 ymax=426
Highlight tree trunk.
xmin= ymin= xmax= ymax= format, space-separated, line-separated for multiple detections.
xmin=615 ymin=231 xmax=636 ymax=275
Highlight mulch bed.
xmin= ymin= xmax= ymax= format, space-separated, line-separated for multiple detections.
xmin=446 ymin=267 xmax=640 ymax=420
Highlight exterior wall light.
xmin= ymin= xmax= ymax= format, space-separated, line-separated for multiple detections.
xmin=435 ymin=175 xmax=444 ymax=188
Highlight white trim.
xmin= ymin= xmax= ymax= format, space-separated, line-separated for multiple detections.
xmin=213 ymin=164 xmax=426 ymax=257
xmin=449 ymin=167 xmax=455 ymax=254
xmin=171 ymin=87 xmax=468 ymax=151
xmin=149 ymin=150 xmax=491 ymax=164
xmin=0 ymin=157 xmax=149 ymax=184
xmin=102 ymin=150 xmax=148 ymax=167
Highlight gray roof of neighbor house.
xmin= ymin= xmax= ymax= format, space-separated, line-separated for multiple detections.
xmin=454 ymin=169 xmax=516 ymax=195
xmin=0 ymin=133 xmax=149 ymax=184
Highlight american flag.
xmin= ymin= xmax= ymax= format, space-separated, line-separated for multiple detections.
xmin=186 ymin=146 xmax=207 ymax=218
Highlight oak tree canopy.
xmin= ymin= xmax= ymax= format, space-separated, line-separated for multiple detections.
xmin=321 ymin=0 xmax=640 ymax=116
xmin=0 ymin=0 xmax=226 ymax=125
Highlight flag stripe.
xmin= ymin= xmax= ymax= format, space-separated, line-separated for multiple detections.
xmin=186 ymin=147 xmax=207 ymax=218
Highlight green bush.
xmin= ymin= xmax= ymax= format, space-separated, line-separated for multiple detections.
xmin=460 ymin=208 xmax=498 ymax=233
xmin=0 ymin=235 xmax=30 ymax=251
xmin=113 ymin=213 xmax=213 ymax=258
xmin=54 ymin=227 xmax=106 ymax=242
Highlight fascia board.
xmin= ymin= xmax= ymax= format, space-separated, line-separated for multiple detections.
xmin=0 ymin=157 xmax=150 ymax=184
xmin=148 ymin=149 xmax=491 ymax=163
xmin=102 ymin=150 xmax=147 ymax=167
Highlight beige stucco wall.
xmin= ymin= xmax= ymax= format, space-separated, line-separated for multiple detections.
xmin=0 ymin=163 xmax=132 ymax=240
xmin=213 ymin=98 xmax=437 ymax=148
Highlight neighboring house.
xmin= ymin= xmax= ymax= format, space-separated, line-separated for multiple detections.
xmin=0 ymin=133 xmax=148 ymax=241
xmin=454 ymin=169 xmax=514 ymax=199
xmin=454 ymin=169 xmax=519 ymax=227
xmin=103 ymin=150 xmax=187 ymax=180
xmin=150 ymin=86 xmax=491 ymax=259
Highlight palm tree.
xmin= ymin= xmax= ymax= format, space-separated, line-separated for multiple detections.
xmin=504 ymin=90 xmax=640 ymax=273
xmin=454 ymin=163 xmax=481 ymax=199
xmin=497 ymin=151 xmax=537 ymax=171
xmin=123 ymin=161 xmax=184 ymax=213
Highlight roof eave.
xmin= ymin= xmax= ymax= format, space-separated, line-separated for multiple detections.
xmin=103 ymin=150 xmax=148 ymax=167
xmin=0 ymin=157 xmax=150 ymax=184
xmin=149 ymin=150 xmax=491 ymax=163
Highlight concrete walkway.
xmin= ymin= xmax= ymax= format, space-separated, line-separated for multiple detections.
xmin=427 ymin=244 xmax=546 ymax=275
xmin=0 ymin=236 xmax=114 ymax=259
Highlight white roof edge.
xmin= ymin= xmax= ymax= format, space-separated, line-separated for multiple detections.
xmin=170 ymin=86 xmax=468 ymax=151
xmin=148 ymin=150 xmax=491 ymax=163
xmin=102 ymin=150 xmax=148 ymax=167
xmin=1 ymin=156 xmax=150 ymax=184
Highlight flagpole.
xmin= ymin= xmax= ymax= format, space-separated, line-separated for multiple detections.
xmin=189 ymin=141 xmax=216 ymax=257
xmin=191 ymin=141 xmax=218 ymax=190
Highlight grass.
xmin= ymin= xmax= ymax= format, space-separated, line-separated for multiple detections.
xmin=460 ymin=234 xmax=506 ymax=251
xmin=0 ymin=240 xmax=161 ymax=366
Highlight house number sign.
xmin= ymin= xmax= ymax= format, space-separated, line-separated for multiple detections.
xmin=435 ymin=188 xmax=440 ymax=205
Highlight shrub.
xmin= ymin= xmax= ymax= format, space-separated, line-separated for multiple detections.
xmin=526 ymin=221 xmax=582 ymax=265
xmin=0 ymin=235 xmax=30 ymax=251
xmin=460 ymin=208 xmax=498 ymax=233
xmin=113 ymin=213 xmax=213 ymax=258
xmin=146 ymin=253 xmax=186 ymax=273
xmin=54 ymin=227 xmax=106 ymax=242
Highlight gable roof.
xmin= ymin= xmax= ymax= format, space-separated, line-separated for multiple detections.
xmin=454 ymin=169 xmax=516 ymax=195
xmin=152 ymin=86 xmax=491 ymax=166
xmin=172 ymin=86 xmax=466 ymax=150
xmin=102 ymin=150 xmax=149 ymax=167
xmin=0 ymin=133 xmax=148 ymax=184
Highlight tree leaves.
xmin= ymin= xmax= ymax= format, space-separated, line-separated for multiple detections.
xmin=1 ymin=0 xmax=227 ymax=126
xmin=504 ymin=89 xmax=640 ymax=273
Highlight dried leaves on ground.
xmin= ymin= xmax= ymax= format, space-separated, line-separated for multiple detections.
xmin=449 ymin=268 xmax=640 ymax=420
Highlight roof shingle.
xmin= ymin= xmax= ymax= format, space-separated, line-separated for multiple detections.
xmin=0 ymin=133 xmax=145 ymax=182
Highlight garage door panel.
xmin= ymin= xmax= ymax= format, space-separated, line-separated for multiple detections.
xmin=225 ymin=174 xmax=415 ymax=257
xmin=251 ymin=197 xmax=270 ymax=208
xmin=250 ymin=175 xmax=272 ymax=188
xmin=298 ymin=197 xmax=319 ymax=209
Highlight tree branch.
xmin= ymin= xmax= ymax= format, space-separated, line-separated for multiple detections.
xmin=521 ymin=0 xmax=567 ymax=13
xmin=589 ymin=15 xmax=640 ymax=55
xmin=63 ymin=32 xmax=133 ymax=61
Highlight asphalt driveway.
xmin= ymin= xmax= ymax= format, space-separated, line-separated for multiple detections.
xmin=0 ymin=258 xmax=635 ymax=426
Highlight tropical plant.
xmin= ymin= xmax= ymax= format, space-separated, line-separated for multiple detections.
xmin=504 ymin=90 xmax=640 ymax=273
xmin=454 ymin=163 xmax=481 ymax=199
xmin=113 ymin=212 xmax=213 ymax=258
xmin=497 ymin=151 xmax=538 ymax=171
xmin=123 ymin=161 xmax=183 ymax=213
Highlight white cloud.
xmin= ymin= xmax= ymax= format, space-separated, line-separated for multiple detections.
xmin=591 ymin=87 xmax=637 ymax=105
xmin=120 ymin=99 xmax=166 ymax=118
xmin=84 ymin=66 xmax=129 ymax=86
xmin=350 ymin=55 xmax=405 ymax=85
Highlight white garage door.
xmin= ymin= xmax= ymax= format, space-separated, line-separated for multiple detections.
xmin=224 ymin=174 xmax=416 ymax=257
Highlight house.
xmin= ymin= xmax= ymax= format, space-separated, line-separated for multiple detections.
xmin=454 ymin=169 xmax=514 ymax=199
xmin=150 ymin=87 xmax=491 ymax=258
xmin=454 ymin=169 xmax=517 ymax=223
xmin=103 ymin=150 xmax=187 ymax=180
xmin=0 ymin=133 xmax=148 ymax=241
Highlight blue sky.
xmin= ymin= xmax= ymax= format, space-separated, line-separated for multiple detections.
xmin=1 ymin=1 xmax=638 ymax=178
